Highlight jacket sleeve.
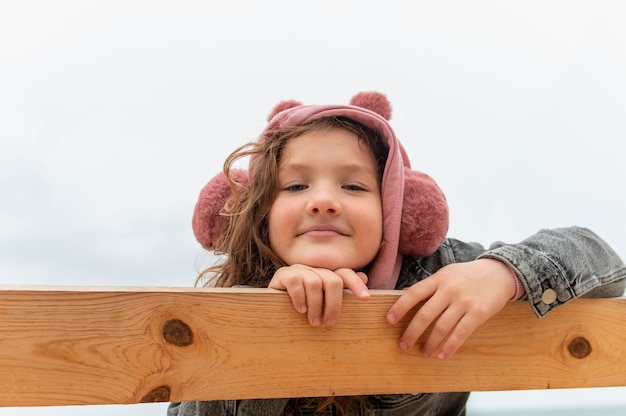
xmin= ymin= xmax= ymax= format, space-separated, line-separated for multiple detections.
xmin=477 ymin=226 xmax=626 ymax=317
xmin=168 ymin=398 xmax=289 ymax=416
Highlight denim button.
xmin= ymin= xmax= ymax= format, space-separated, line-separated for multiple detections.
xmin=541 ymin=288 xmax=557 ymax=304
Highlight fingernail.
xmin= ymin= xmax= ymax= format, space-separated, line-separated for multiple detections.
xmin=387 ymin=312 xmax=396 ymax=323
xmin=399 ymin=340 xmax=409 ymax=351
xmin=438 ymin=352 xmax=446 ymax=361
xmin=311 ymin=317 xmax=320 ymax=326
xmin=299 ymin=304 xmax=307 ymax=313
xmin=325 ymin=318 xmax=336 ymax=326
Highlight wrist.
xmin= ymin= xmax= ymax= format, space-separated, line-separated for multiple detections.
xmin=478 ymin=258 xmax=524 ymax=301
xmin=477 ymin=256 xmax=526 ymax=301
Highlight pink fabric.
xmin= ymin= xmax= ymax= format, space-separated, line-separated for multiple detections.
xmin=509 ymin=268 xmax=526 ymax=300
xmin=192 ymin=168 xmax=249 ymax=251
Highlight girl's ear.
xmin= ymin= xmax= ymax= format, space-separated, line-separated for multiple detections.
xmin=192 ymin=169 xmax=249 ymax=250
xmin=399 ymin=168 xmax=449 ymax=257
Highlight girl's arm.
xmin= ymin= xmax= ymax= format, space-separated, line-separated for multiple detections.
xmin=478 ymin=226 xmax=626 ymax=316
xmin=387 ymin=226 xmax=626 ymax=360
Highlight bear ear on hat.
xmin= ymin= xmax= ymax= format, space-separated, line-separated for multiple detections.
xmin=350 ymin=91 xmax=392 ymax=121
xmin=192 ymin=168 xmax=249 ymax=250
xmin=399 ymin=168 xmax=449 ymax=257
xmin=267 ymin=100 xmax=303 ymax=122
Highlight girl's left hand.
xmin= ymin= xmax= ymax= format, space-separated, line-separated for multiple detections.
xmin=269 ymin=264 xmax=370 ymax=326
xmin=386 ymin=258 xmax=516 ymax=360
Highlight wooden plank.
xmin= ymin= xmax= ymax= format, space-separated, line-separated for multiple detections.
xmin=0 ymin=286 xmax=625 ymax=407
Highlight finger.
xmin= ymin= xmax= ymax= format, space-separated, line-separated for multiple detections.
xmin=335 ymin=268 xmax=370 ymax=300
xmin=302 ymin=272 xmax=324 ymax=326
xmin=356 ymin=271 xmax=369 ymax=285
xmin=397 ymin=295 xmax=448 ymax=352
xmin=387 ymin=279 xmax=436 ymax=324
xmin=289 ymin=287 xmax=308 ymax=314
xmin=437 ymin=306 xmax=491 ymax=360
xmin=269 ymin=268 xmax=308 ymax=314
xmin=420 ymin=304 xmax=464 ymax=358
xmin=319 ymin=269 xmax=344 ymax=326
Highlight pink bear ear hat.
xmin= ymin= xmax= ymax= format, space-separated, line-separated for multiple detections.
xmin=192 ymin=92 xmax=449 ymax=290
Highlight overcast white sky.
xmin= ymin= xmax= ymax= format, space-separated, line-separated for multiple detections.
xmin=1 ymin=1 xmax=626 ymax=415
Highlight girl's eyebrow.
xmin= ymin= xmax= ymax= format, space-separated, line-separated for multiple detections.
xmin=279 ymin=162 xmax=377 ymax=174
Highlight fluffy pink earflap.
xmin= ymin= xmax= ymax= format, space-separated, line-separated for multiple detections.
xmin=399 ymin=168 xmax=449 ymax=257
xmin=192 ymin=168 xmax=249 ymax=250
xmin=192 ymin=92 xmax=449 ymax=260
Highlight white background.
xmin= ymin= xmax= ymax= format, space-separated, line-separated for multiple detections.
xmin=1 ymin=1 xmax=625 ymax=414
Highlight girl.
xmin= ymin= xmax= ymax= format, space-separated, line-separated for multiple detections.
xmin=170 ymin=92 xmax=626 ymax=416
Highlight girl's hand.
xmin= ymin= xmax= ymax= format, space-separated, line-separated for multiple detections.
xmin=269 ymin=265 xmax=370 ymax=326
xmin=386 ymin=259 xmax=516 ymax=360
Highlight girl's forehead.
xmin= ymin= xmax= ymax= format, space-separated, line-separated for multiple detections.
xmin=282 ymin=127 xmax=362 ymax=150
xmin=279 ymin=128 xmax=377 ymax=167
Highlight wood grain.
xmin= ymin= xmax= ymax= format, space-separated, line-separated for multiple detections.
xmin=0 ymin=286 xmax=625 ymax=407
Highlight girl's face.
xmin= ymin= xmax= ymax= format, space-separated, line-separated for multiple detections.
xmin=268 ymin=127 xmax=383 ymax=271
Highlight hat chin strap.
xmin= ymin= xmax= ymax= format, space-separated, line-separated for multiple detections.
xmin=367 ymin=254 xmax=403 ymax=290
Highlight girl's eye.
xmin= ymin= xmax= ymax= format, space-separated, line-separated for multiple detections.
xmin=344 ymin=184 xmax=366 ymax=191
xmin=285 ymin=184 xmax=308 ymax=192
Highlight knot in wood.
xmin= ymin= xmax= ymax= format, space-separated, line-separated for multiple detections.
xmin=141 ymin=385 xmax=171 ymax=403
xmin=567 ymin=336 xmax=592 ymax=359
xmin=163 ymin=319 xmax=194 ymax=346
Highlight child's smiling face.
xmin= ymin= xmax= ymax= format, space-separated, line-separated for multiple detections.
xmin=268 ymin=127 xmax=383 ymax=271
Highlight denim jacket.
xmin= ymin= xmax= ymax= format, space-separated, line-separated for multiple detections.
xmin=168 ymin=227 xmax=626 ymax=416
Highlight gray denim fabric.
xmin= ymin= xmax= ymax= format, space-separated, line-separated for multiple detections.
xmin=168 ymin=226 xmax=626 ymax=416
xmin=168 ymin=393 xmax=469 ymax=416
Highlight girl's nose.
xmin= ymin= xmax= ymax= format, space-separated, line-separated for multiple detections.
xmin=306 ymin=187 xmax=342 ymax=215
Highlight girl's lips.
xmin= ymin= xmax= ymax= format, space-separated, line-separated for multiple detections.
xmin=302 ymin=230 xmax=343 ymax=238
xmin=298 ymin=225 xmax=347 ymax=237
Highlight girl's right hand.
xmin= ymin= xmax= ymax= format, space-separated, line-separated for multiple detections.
xmin=269 ymin=265 xmax=370 ymax=326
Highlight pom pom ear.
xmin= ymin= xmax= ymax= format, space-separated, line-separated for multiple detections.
xmin=192 ymin=169 xmax=249 ymax=250
xmin=350 ymin=92 xmax=392 ymax=120
xmin=398 ymin=168 xmax=449 ymax=257
xmin=267 ymin=100 xmax=303 ymax=122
